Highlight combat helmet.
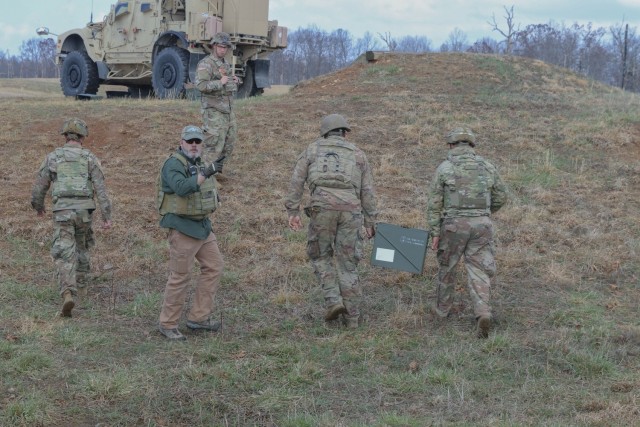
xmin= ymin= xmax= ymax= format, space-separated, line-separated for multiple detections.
xmin=320 ymin=114 xmax=351 ymax=137
xmin=60 ymin=118 xmax=89 ymax=138
xmin=446 ymin=127 xmax=476 ymax=146
xmin=211 ymin=32 xmax=233 ymax=47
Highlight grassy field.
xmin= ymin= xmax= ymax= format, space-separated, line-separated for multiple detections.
xmin=0 ymin=53 xmax=639 ymax=426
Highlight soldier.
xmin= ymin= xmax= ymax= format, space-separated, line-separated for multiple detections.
xmin=156 ymin=125 xmax=225 ymax=341
xmin=426 ymin=127 xmax=508 ymax=338
xmin=285 ymin=114 xmax=378 ymax=329
xmin=30 ymin=118 xmax=112 ymax=317
xmin=195 ymin=32 xmax=240 ymax=164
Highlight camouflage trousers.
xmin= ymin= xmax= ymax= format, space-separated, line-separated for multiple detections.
xmin=50 ymin=209 xmax=95 ymax=296
xmin=435 ymin=216 xmax=496 ymax=319
xmin=307 ymin=209 xmax=364 ymax=319
xmin=201 ymin=108 xmax=237 ymax=162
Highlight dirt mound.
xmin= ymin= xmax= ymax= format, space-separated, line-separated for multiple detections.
xmin=1 ymin=51 xmax=639 ymax=425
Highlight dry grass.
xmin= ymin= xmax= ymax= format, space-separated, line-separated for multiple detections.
xmin=1 ymin=52 xmax=639 ymax=425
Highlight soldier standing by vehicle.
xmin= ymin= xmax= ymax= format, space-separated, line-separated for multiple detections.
xmin=30 ymin=118 xmax=112 ymax=317
xmin=285 ymin=114 xmax=378 ymax=329
xmin=156 ymin=125 xmax=226 ymax=341
xmin=426 ymin=127 xmax=508 ymax=338
xmin=195 ymin=32 xmax=240 ymax=164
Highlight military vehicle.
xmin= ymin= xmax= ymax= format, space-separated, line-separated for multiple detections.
xmin=41 ymin=0 xmax=287 ymax=98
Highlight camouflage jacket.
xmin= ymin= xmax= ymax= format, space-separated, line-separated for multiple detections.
xmin=426 ymin=145 xmax=507 ymax=236
xmin=284 ymin=135 xmax=379 ymax=227
xmin=31 ymin=142 xmax=112 ymax=221
xmin=195 ymin=54 xmax=236 ymax=113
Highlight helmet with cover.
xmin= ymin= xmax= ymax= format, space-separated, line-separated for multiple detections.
xmin=60 ymin=118 xmax=89 ymax=138
xmin=446 ymin=127 xmax=476 ymax=145
xmin=320 ymin=114 xmax=351 ymax=137
xmin=211 ymin=32 xmax=233 ymax=48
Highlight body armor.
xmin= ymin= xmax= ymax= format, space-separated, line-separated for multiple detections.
xmin=157 ymin=153 xmax=218 ymax=220
xmin=443 ymin=153 xmax=491 ymax=213
xmin=307 ymin=138 xmax=361 ymax=196
xmin=51 ymin=147 xmax=96 ymax=210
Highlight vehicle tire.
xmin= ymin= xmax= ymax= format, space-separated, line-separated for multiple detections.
xmin=60 ymin=50 xmax=99 ymax=96
xmin=152 ymin=47 xmax=189 ymax=99
xmin=236 ymin=61 xmax=256 ymax=99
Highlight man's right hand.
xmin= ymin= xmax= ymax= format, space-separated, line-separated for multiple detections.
xmin=202 ymin=158 xmax=224 ymax=177
xmin=431 ymin=236 xmax=440 ymax=251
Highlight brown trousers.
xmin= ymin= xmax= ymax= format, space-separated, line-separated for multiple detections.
xmin=159 ymin=229 xmax=224 ymax=329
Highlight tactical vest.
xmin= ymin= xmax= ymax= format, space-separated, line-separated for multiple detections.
xmin=51 ymin=147 xmax=95 ymax=210
xmin=307 ymin=138 xmax=361 ymax=196
xmin=157 ymin=153 xmax=219 ymax=220
xmin=443 ymin=154 xmax=491 ymax=213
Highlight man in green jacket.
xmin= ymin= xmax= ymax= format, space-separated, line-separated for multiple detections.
xmin=31 ymin=118 xmax=112 ymax=317
xmin=157 ymin=125 xmax=226 ymax=340
xmin=426 ymin=127 xmax=508 ymax=338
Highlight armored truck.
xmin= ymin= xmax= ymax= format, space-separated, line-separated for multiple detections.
xmin=48 ymin=0 xmax=287 ymax=98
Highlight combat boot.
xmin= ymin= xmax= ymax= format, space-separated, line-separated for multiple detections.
xmin=61 ymin=290 xmax=75 ymax=317
xmin=76 ymin=272 xmax=88 ymax=297
xmin=345 ymin=317 xmax=359 ymax=329
xmin=324 ymin=303 xmax=347 ymax=321
xmin=477 ymin=315 xmax=491 ymax=338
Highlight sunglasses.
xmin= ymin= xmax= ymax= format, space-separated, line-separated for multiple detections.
xmin=184 ymin=139 xmax=203 ymax=145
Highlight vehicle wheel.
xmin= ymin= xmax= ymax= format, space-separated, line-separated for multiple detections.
xmin=60 ymin=50 xmax=99 ymax=96
xmin=236 ymin=61 xmax=256 ymax=99
xmin=152 ymin=47 xmax=189 ymax=99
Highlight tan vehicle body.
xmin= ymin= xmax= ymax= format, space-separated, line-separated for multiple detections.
xmin=55 ymin=0 xmax=287 ymax=98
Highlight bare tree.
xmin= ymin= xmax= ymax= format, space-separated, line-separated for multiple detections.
xmin=467 ymin=37 xmax=500 ymax=54
xmin=329 ymin=28 xmax=353 ymax=68
xmin=440 ymin=28 xmax=469 ymax=52
xmin=378 ymin=32 xmax=398 ymax=51
xmin=396 ymin=35 xmax=431 ymax=53
xmin=354 ymin=31 xmax=382 ymax=55
xmin=610 ymin=22 xmax=640 ymax=90
xmin=489 ymin=5 xmax=518 ymax=55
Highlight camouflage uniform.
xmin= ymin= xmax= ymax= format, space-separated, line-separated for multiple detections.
xmin=426 ymin=144 xmax=507 ymax=321
xmin=31 ymin=143 xmax=112 ymax=297
xmin=285 ymin=133 xmax=378 ymax=323
xmin=195 ymin=54 xmax=237 ymax=162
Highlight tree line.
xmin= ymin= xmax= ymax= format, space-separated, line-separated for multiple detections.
xmin=2 ymin=7 xmax=639 ymax=92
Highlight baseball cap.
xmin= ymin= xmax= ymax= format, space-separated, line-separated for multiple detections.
xmin=181 ymin=125 xmax=204 ymax=141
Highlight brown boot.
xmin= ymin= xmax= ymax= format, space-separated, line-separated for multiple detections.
xmin=345 ymin=317 xmax=359 ymax=329
xmin=61 ymin=290 xmax=75 ymax=317
xmin=477 ymin=315 xmax=491 ymax=338
xmin=324 ymin=303 xmax=347 ymax=321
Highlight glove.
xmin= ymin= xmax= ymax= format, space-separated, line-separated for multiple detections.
xmin=202 ymin=157 xmax=225 ymax=177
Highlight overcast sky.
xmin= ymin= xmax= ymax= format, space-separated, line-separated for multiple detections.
xmin=1 ymin=0 xmax=638 ymax=55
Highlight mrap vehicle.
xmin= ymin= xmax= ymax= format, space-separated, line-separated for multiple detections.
xmin=42 ymin=0 xmax=287 ymax=98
